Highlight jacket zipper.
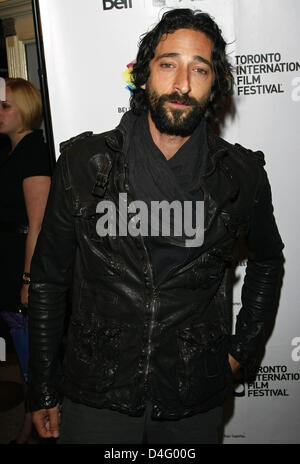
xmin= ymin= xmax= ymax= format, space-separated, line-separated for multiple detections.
xmin=122 ymin=155 xmax=158 ymax=392
xmin=113 ymin=150 xmax=157 ymax=387
xmin=140 ymin=236 xmax=157 ymax=391
xmin=144 ymin=295 xmax=157 ymax=381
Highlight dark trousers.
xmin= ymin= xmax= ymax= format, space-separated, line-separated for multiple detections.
xmin=58 ymin=397 xmax=222 ymax=444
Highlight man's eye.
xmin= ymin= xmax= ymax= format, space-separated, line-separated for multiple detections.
xmin=195 ymin=67 xmax=208 ymax=75
xmin=160 ymin=63 xmax=174 ymax=68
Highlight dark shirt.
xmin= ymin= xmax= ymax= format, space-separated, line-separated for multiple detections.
xmin=0 ymin=130 xmax=51 ymax=225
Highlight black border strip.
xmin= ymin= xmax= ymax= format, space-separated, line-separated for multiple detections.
xmin=32 ymin=0 xmax=56 ymax=173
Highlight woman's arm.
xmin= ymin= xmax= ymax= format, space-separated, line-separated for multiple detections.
xmin=21 ymin=175 xmax=51 ymax=306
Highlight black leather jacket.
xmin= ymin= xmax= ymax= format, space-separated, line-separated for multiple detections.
xmin=28 ymin=112 xmax=284 ymax=419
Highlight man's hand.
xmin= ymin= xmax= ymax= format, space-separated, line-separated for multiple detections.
xmin=32 ymin=404 xmax=61 ymax=439
xmin=228 ymin=353 xmax=241 ymax=374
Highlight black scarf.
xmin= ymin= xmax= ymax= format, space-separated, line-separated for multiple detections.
xmin=128 ymin=112 xmax=208 ymax=247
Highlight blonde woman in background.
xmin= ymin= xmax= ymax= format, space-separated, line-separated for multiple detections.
xmin=0 ymin=78 xmax=51 ymax=443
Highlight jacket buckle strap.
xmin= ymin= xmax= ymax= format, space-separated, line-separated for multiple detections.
xmin=92 ymin=153 xmax=112 ymax=198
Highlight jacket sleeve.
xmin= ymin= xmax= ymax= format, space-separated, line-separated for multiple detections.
xmin=28 ymin=151 xmax=76 ymax=411
xmin=229 ymin=166 xmax=284 ymax=367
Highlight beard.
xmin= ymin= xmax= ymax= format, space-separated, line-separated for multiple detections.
xmin=145 ymin=86 xmax=210 ymax=137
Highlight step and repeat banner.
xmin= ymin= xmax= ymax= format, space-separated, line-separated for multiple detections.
xmin=38 ymin=0 xmax=300 ymax=444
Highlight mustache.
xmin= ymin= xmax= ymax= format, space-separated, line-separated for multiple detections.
xmin=160 ymin=92 xmax=198 ymax=106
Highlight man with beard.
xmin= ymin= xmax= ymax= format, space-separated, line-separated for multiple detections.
xmin=28 ymin=9 xmax=284 ymax=444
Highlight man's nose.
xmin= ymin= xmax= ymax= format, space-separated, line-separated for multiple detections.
xmin=173 ymin=66 xmax=191 ymax=95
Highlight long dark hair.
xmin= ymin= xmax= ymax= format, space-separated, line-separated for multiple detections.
xmin=130 ymin=8 xmax=234 ymax=123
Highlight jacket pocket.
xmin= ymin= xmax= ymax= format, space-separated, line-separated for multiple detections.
xmin=73 ymin=202 xmax=125 ymax=280
xmin=65 ymin=316 xmax=122 ymax=393
xmin=176 ymin=322 xmax=229 ymax=406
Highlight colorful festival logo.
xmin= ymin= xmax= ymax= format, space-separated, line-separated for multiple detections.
xmin=122 ymin=60 xmax=135 ymax=93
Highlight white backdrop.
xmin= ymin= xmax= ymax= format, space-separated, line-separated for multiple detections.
xmin=38 ymin=0 xmax=300 ymax=444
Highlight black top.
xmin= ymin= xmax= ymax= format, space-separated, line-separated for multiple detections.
xmin=0 ymin=130 xmax=51 ymax=225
